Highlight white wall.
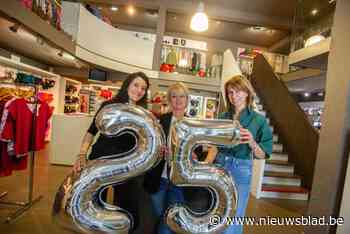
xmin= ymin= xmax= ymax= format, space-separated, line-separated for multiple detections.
xmin=61 ymin=2 xmax=156 ymax=76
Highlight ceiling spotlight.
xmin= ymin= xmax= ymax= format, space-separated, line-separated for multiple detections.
xmin=250 ymin=26 xmax=269 ymax=32
xmin=127 ymin=5 xmax=135 ymax=16
xmin=311 ymin=9 xmax=318 ymax=16
xmin=110 ymin=6 xmax=118 ymax=11
xmin=304 ymin=92 xmax=310 ymax=97
xmin=9 ymin=23 xmax=20 ymax=33
xmin=317 ymin=92 xmax=324 ymax=97
xmin=190 ymin=2 xmax=209 ymax=32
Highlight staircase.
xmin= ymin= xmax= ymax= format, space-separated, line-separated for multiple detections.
xmin=255 ymin=103 xmax=309 ymax=201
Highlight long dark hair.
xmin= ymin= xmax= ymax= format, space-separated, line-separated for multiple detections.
xmin=112 ymin=72 xmax=150 ymax=108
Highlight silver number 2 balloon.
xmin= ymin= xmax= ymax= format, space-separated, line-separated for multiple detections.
xmin=166 ymin=118 xmax=241 ymax=233
xmin=52 ymin=103 xmax=165 ymax=234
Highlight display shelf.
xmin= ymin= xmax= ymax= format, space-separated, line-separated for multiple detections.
xmin=0 ymin=56 xmax=59 ymax=78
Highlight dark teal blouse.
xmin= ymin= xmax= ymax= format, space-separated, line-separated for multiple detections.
xmin=217 ymin=107 xmax=273 ymax=160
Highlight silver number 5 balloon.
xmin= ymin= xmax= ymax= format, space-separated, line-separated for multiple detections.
xmin=166 ymin=118 xmax=241 ymax=233
xmin=52 ymin=103 xmax=165 ymax=234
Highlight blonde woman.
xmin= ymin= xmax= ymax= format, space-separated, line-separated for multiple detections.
xmin=145 ymin=82 xmax=216 ymax=234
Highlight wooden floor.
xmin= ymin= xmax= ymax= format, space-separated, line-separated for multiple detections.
xmin=0 ymin=147 xmax=307 ymax=234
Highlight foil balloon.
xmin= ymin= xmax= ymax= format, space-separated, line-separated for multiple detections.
xmin=52 ymin=103 xmax=165 ymax=234
xmin=166 ymin=118 xmax=241 ymax=233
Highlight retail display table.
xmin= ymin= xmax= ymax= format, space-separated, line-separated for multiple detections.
xmin=49 ymin=114 xmax=93 ymax=166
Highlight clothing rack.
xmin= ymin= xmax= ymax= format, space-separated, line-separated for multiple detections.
xmin=0 ymin=82 xmax=43 ymax=223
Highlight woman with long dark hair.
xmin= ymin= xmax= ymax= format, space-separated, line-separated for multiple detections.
xmin=73 ymin=71 xmax=150 ymax=232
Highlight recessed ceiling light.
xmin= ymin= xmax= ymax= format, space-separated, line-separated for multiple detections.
xmin=304 ymin=92 xmax=310 ymax=97
xmin=146 ymin=9 xmax=158 ymax=17
xmin=127 ymin=5 xmax=135 ymax=16
xmin=311 ymin=9 xmax=318 ymax=16
xmin=216 ymin=21 xmax=221 ymax=25
xmin=317 ymin=92 xmax=324 ymax=97
xmin=250 ymin=26 xmax=268 ymax=32
xmin=111 ymin=6 xmax=118 ymax=11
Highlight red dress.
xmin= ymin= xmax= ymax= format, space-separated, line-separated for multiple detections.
xmin=0 ymin=98 xmax=52 ymax=176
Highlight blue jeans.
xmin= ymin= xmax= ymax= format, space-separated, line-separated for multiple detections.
xmin=151 ymin=178 xmax=184 ymax=234
xmin=215 ymin=155 xmax=253 ymax=234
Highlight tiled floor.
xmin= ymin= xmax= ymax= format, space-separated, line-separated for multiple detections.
xmin=0 ymin=148 xmax=307 ymax=234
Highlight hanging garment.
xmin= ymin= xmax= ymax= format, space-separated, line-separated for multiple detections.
xmin=1 ymin=98 xmax=52 ymax=157
xmin=0 ymin=99 xmax=27 ymax=177
xmin=166 ymin=49 xmax=178 ymax=65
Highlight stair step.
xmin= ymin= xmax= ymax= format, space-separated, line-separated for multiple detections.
xmin=264 ymin=171 xmax=301 ymax=179
xmin=273 ymin=143 xmax=283 ymax=153
xmin=270 ymin=153 xmax=288 ymax=162
xmin=263 ymin=172 xmax=301 ymax=186
xmin=261 ymin=185 xmax=309 ymax=200
xmin=266 ymin=160 xmax=292 ymax=166
xmin=273 ymin=134 xmax=278 ymax=143
xmin=265 ymin=161 xmax=294 ymax=173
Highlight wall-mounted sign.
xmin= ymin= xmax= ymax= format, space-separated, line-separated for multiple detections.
xmin=163 ymin=36 xmax=207 ymax=51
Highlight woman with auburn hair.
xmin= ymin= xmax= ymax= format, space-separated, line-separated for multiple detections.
xmin=210 ymin=75 xmax=273 ymax=234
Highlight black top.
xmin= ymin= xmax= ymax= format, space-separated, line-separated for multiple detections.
xmin=143 ymin=112 xmax=172 ymax=194
xmin=87 ymin=100 xmax=136 ymax=160
xmin=143 ymin=112 xmax=204 ymax=194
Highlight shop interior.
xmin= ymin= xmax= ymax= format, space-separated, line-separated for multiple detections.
xmin=0 ymin=0 xmax=347 ymax=234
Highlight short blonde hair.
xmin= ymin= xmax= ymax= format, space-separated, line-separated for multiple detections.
xmin=167 ymin=82 xmax=189 ymax=104
xmin=224 ymin=75 xmax=256 ymax=111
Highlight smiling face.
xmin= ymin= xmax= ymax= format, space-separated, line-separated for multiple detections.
xmin=227 ymin=86 xmax=248 ymax=109
xmin=127 ymin=77 xmax=148 ymax=103
xmin=170 ymin=89 xmax=188 ymax=113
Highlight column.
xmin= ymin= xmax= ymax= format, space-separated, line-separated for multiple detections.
xmin=306 ymin=0 xmax=350 ymax=233
xmin=152 ymin=0 xmax=167 ymax=70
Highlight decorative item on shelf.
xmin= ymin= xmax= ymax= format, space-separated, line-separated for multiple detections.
xmin=0 ymin=66 xmax=16 ymax=83
xmin=187 ymin=95 xmax=204 ymax=118
xmin=79 ymin=93 xmax=89 ymax=113
xmin=15 ymin=73 xmax=42 ymax=85
xmin=99 ymin=89 xmax=113 ymax=100
xmin=29 ymin=0 xmax=62 ymax=30
xmin=41 ymin=78 xmax=56 ymax=90
xmin=160 ymin=63 xmax=175 ymax=73
xmin=197 ymin=69 xmax=206 ymax=77
xmin=203 ymin=97 xmax=218 ymax=119
xmin=65 ymin=84 xmax=78 ymax=93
